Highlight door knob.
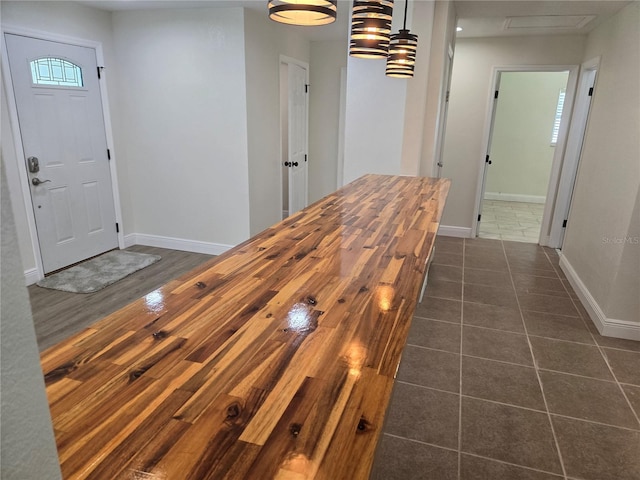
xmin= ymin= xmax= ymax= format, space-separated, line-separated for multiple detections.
xmin=284 ymin=161 xmax=292 ymax=167
xmin=292 ymin=162 xmax=299 ymax=167
xmin=32 ymin=177 xmax=51 ymax=186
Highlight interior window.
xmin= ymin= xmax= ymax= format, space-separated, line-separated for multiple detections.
xmin=30 ymin=57 xmax=83 ymax=87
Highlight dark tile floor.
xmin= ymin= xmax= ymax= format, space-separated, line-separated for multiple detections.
xmin=371 ymin=237 xmax=640 ymax=480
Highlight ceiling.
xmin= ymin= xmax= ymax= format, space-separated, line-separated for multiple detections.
xmin=77 ymin=0 xmax=631 ymax=41
xmin=456 ymin=1 xmax=631 ymax=38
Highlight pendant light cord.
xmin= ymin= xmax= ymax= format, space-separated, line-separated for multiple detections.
xmin=403 ymin=0 xmax=408 ymax=30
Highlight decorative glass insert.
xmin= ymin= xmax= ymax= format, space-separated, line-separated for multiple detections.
xmin=30 ymin=57 xmax=83 ymax=87
xmin=551 ymin=88 xmax=566 ymax=145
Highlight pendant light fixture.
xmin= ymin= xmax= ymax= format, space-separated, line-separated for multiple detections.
xmin=268 ymin=0 xmax=337 ymax=26
xmin=349 ymin=0 xmax=394 ymax=59
xmin=386 ymin=0 xmax=418 ymax=78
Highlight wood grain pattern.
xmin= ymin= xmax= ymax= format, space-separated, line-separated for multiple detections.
xmin=41 ymin=174 xmax=450 ymax=479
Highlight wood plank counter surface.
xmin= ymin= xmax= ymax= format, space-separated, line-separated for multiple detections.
xmin=41 ymin=174 xmax=450 ymax=479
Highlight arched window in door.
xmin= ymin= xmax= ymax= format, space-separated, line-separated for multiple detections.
xmin=30 ymin=57 xmax=83 ymax=87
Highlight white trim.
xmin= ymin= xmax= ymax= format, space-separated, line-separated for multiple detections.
xmin=125 ymin=233 xmax=233 ymax=256
xmin=484 ymin=192 xmax=546 ymax=204
xmin=123 ymin=233 xmax=137 ymax=249
xmin=1 ymin=25 xmax=125 ymax=281
xmin=26 ymin=234 xmax=232 ymax=283
xmin=559 ymin=253 xmax=640 ymax=341
xmin=24 ymin=268 xmax=39 ymax=286
xmin=549 ymin=57 xmax=600 ymax=248
xmin=437 ymin=225 xmax=472 ymax=238
xmin=336 ymin=66 xmax=347 ymax=188
xmin=279 ymin=56 xmax=310 ymax=217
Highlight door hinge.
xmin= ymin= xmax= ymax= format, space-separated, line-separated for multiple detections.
xmin=305 ymin=84 xmax=309 ymax=93
xmin=494 ymin=90 xmax=499 ymax=99
xmin=445 ymin=90 xmax=450 ymax=102
xmin=588 ymin=87 xmax=594 ymax=96
xmin=562 ymin=219 xmax=567 ymax=228
xmin=115 ymin=222 xmax=119 ymax=233
xmin=97 ymin=66 xmax=104 ymax=79
xmin=107 ymin=148 xmax=111 ymax=160
xmin=304 ymin=154 xmax=307 ymax=162
xmin=485 ymin=155 xmax=492 ymax=165
xmin=478 ymin=214 xmax=482 ymax=222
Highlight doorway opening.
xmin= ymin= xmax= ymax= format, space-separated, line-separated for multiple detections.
xmin=475 ymin=68 xmax=577 ymax=244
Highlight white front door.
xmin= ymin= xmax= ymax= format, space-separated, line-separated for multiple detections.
xmin=6 ymin=34 xmax=118 ymax=273
xmin=287 ymin=62 xmax=308 ymax=215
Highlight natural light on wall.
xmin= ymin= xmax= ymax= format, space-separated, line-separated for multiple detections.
xmin=551 ymin=88 xmax=566 ymax=145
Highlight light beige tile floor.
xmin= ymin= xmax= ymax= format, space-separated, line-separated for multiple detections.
xmin=479 ymin=200 xmax=545 ymax=243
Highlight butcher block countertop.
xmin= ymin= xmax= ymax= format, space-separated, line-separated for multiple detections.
xmin=41 ymin=174 xmax=451 ymax=479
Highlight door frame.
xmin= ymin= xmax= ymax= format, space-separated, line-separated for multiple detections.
xmin=431 ymin=42 xmax=455 ymax=178
xmin=278 ymin=55 xmax=309 ymax=217
xmin=471 ymin=64 xmax=580 ymax=244
xmin=1 ymin=24 xmax=125 ymax=282
xmin=548 ymin=57 xmax=600 ymax=248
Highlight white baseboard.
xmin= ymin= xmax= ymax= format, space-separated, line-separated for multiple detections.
xmin=123 ymin=233 xmax=137 ymax=248
xmin=24 ymin=268 xmax=39 ymax=286
xmin=559 ymin=253 xmax=640 ymax=341
xmin=484 ymin=192 xmax=546 ymax=204
xmin=124 ymin=233 xmax=233 ymax=256
xmin=438 ymin=225 xmax=472 ymax=238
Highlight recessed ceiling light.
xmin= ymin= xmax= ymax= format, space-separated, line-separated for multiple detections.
xmin=456 ymin=26 xmax=463 ymax=32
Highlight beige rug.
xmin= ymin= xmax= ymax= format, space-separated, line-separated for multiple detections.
xmin=36 ymin=250 xmax=161 ymax=293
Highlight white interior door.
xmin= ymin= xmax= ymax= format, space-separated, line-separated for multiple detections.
xmin=475 ymin=74 xmax=502 ymax=235
xmin=287 ymin=63 xmax=308 ymax=215
xmin=6 ymin=34 xmax=118 ymax=273
xmin=549 ymin=65 xmax=598 ymax=248
xmin=433 ymin=44 xmax=455 ymax=178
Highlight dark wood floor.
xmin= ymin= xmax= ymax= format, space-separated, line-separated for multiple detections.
xmin=29 ymin=245 xmax=214 ymax=351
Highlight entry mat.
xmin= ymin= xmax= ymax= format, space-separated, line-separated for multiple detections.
xmin=37 ymin=250 xmax=161 ymax=294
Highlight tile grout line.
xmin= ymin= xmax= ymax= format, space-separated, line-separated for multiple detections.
xmin=502 ymin=241 xmax=569 ymax=480
xmin=395 ymin=379 xmax=640 ymax=433
xmin=461 ymin=451 xmax=565 ymax=479
xmin=545 ymin=248 xmax=640 ymax=429
xmin=411 ymin=315 xmax=462 ymax=326
xmin=383 ymin=432 xmax=566 ymax=479
xmin=457 ymin=238 xmax=466 ymax=480
xmin=404 ymin=343 xmax=459 ymax=355
xmin=381 ymin=432 xmax=459 ymax=453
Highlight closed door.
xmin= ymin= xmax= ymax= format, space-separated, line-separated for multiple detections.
xmin=287 ymin=62 xmax=308 ymax=215
xmin=6 ymin=34 xmax=118 ymax=273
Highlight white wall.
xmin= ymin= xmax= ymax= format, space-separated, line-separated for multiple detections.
xmin=112 ymin=7 xmax=251 ymax=246
xmin=308 ymin=40 xmax=347 ymax=202
xmin=441 ymin=35 xmax=586 ymax=229
xmin=400 ymin=1 xmax=435 ymax=176
xmin=562 ymin=1 xmax=640 ymax=327
xmin=243 ymin=9 xmax=310 ymax=235
xmin=486 ymin=71 xmax=569 ymax=199
xmin=1 ymin=0 xmax=121 ymax=273
xmin=343 ymin=2 xmax=435 ymax=183
xmin=342 ymin=56 xmax=407 ymax=183
xmin=1 ymin=159 xmax=62 ymax=480
xmin=1 ymin=83 xmax=35 ymax=271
